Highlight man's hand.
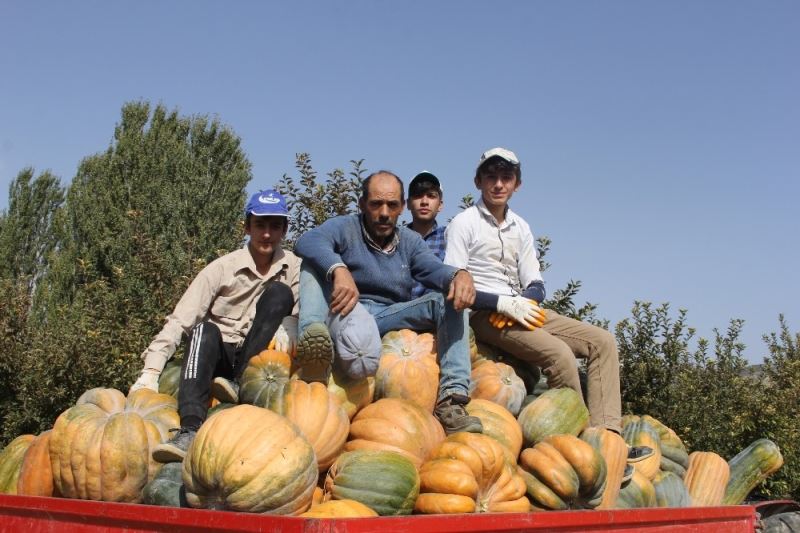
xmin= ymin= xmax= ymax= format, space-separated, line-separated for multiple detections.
xmin=447 ymin=270 xmax=475 ymax=311
xmin=330 ymin=266 xmax=359 ymax=316
xmin=271 ymin=316 xmax=298 ymax=356
xmin=129 ymin=368 xmax=160 ymax=394
xmin=496 ymin=296 xmax=546 ymax=330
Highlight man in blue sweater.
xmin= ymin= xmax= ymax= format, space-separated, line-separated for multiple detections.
xmin=294 ymin=170 xmax=483 ymax=434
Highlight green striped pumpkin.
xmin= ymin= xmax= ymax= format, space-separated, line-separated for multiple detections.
xmin=142 ymin=462 xmax=188 ymax=507
xmin=653 ymin=471 xmax=691 ymax=507
xmin=722 ymin=438 xmax=783 ymax=505
xmin=517 ymin=387 xmax=589 ymax=447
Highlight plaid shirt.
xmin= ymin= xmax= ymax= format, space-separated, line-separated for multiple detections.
xmin=408 ymin=222 xmax=447 ymax=299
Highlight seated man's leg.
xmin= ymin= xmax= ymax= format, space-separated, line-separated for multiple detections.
xmin=153 ymin=321 xmax=233 ymax=463
xmin=370 ymin=292 xmax=482 ymax=434
xmin=212 ymin=281 xmax=294 ymax=403
xmin=540 ymin=311 xmax=622 ymax=432
xmin=295 ymin=263 xmax=334 ymax=383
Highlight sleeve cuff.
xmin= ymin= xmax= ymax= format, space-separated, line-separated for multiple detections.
xmin=326 ymin=263 xmax=347 ymax=281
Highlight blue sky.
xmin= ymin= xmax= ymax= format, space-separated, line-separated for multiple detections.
xmin=1 ymin=1 xmax=797 ymax=363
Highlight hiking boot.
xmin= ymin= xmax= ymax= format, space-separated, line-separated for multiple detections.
xmin=433 ymin=394 xmax=483 ymax=435
xmin=621 ymin=463 xmax=634 ymax=484
xmin=211 ymin=376 xmax=240 ymax=404
xmin=627 ymin=445 xmax=655 ymax=463
xmin=295 ymin=322 xmax=334 ymax=383
xmin=152 ymin=427 xmax=197 ymax=463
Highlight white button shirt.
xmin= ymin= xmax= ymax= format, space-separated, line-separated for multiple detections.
xmin=444 ymin=198 xmax=543 ymax=296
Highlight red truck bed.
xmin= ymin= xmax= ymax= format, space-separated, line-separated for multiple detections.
xmin=0 ymin=494 xmax=757 ymax=532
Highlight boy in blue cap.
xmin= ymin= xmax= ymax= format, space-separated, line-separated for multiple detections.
xmin=131 ymin=189 xmax=301 ymax=462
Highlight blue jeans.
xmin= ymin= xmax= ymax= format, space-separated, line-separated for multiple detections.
xmin=299 ymin=264 xmax=471 ymax=401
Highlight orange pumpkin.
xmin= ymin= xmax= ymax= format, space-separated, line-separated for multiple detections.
xmin=183 ymin=404 xmax=317 ymax=514
xmin=374 ymin=329 xmax=439 ymax=412
xmin=49 ymin=388 xmax=178 ymax=502
xmin=345 ymin=398 xmax=445 ymax=468
xmin=465 ymin=399 xmax=523 ymax=463
xmin=17 ymin=430 xmax=57 ymax=497
xmin=328 ymin=369 xmax=374 ymax=420
xmin=581 ymin=426 xmax=628 ymax=509
xmin=622 ymin=415 xmax=662 ymax=480
xmin=0 ymin=434 xmax=35 ymax=495
xmin=415 ymin=432 xmax=529 ymax=514
xmin=684 ymin=451 xmax=730 ymax=507
xmin=518 ymin=434 xmax=607 ymax=510
xmin=470 ymin=359 xmax=527 ymax=416
xmin=642 ymin=415 xmax=689 ymax=476
xmin=300 ymin=499 xmax=378 ymax=518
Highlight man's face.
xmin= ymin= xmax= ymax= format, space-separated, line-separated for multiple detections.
xmin=245 ymin=215 xmax=287 ymax=259
xmin=359 ymin=173 xmax=404 ymax=244
xmin=407 ymin=189 xmax=443 ymax=224
xmin=474 ymin=164 xmax=520 ymax=210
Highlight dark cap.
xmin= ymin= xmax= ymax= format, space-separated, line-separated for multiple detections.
xmin=409 ymin=171 xmax=443 ymax=197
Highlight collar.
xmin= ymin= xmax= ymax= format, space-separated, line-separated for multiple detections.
xmin=407 ymin=219 xmax=439 ymax=239
xmin=361 ymin=215 xmax=399 ymax=253
xmin=476 ymin=198 xmax=515 ymax=229
xmin=235 ymin=246 xmax=289 ymax=279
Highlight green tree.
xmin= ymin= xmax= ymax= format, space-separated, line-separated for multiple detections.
xmin=0 ymin=101 xmax=252 ymax=442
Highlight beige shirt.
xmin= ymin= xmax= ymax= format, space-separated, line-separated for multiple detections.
xmin=141 ymin=246 xmax=301 ymax=372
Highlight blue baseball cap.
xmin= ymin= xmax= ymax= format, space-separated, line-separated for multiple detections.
xmin=245 ymin=189 xmax=289 ymax=217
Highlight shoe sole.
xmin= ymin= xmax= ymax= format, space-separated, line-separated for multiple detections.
xmin=152 ymin=444 xmax=186 ymax=464
xmin=295 ymin=323 xmax=334 ymax=383
xmin=627 ymin=448 xmax=655 ymax=463
xmin=211 ymin=377 xmax=239 ymax=404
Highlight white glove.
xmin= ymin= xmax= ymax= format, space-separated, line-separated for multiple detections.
xmin=129 ymin=368 xmax=160 ymax=393
xmin=271 ymin=316 xmax=298 ymax=357
xmin=496 ymin=296 xmax=546 ymax=330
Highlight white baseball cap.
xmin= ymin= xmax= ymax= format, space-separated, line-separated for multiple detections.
xmin=476 ymin=147 xmax=520 ymax=171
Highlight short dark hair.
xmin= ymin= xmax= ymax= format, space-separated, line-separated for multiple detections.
xmin=409 ymin=179 xmax=442 ymax=200
xmin=245 ymin=214 xmax=289 ymax=231
xmin=361 ymin=170 xmax=405 ymax=203
xmin=475 ymin=157 xmax=522 ymax=182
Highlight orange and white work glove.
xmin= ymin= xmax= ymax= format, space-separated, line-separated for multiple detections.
xmin=130 ymin=368 xmax=160 ymax=393
xmin=494 ymin=296 xmax=546 ymax=331
xmin=268 ymin=316 xmax=298 ymax=357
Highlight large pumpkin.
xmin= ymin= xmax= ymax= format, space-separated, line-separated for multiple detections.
xmin=580 ymin=426 xmax=628 ymax=509
xmin=239 ymin=349 xmax=293 ymax=405
xmin=49 ymin=388 xmax=178 ymax=502
xmin=470 ymin=359 xmax=527 ymax=416
xmin=415 ymin=432 xmax=529 ymax=514
xmin=465 ymin=399 xmax=523 ymax=462
xmin=142 ymin=462 xmax=188 ymax=508
xmin=723 ymin=438 xmax=784 ymax=505
xmin=653 ymin=471 xmax=691 ymax=508
xmin=17 ymin=430 xmax=56 ymax=497
xmin=622 ymin=415 xmax=662 ymax=480
xmin=300 ymin=499 xmax=378 ymax=518
xmin=374 ymin=329 xmax=440 ymax=412
xmin=324 ymin=449 xmax=420 ymax=516
xmin=518 ymin=434 xmax=606 ymax=510
xmin=641 ymin=415 xmax=689 ymax=477
xmin=0 ymin=434 xmax=35 ymax=495
xmin=158 ymin=359 xmax=182 ymax=398
xmin=345 ymin=398 xmax=445 ymax=468
xmin=517 ymin=388 xmax=589 ymax=447
xmin=616 ymin=470 xmax=657 ymax=509
xmin=683 ymin=451 xmax=730 ymax=507
xmin=183 ymin=404 xmax=317 ymax=514
xmin=328 ymin=369 xmax=374 ymax=420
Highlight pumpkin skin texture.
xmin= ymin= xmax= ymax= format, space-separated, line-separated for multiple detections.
xmin=683 ymin=451 xmax=730 ymax=507
xmin=324 ymin=450 xmax=420 ymax=516
xmin=470 ymin=360 xmax=527 ymax=416
xmin=239 ymin=349 xmax=293 ymax=406
xmin=328 ymin=369 xmax=374 ymax=420
xmin=158 ymin=359 xmax=182 ymax=398
xmin=415 ymin=432 xmax=529 ymax=514
xmin=616 ymin=470 xmax=657 ymax=509
xmin=518 ymin=434 xmax=607 ymax=510
xmin=723 ymin=438 xmax=784 ymax=505
xmin=183 ymin=404 xmax=317 ymax=514
xmin=517 ymin=388 xmax=589 ymax=447
xmin=345 ymin=398 xmax=445 ymax=468
xmin=17 ymin=430 xmax=57 ymax=497
xmin=622 ymin=416 xmax=662 ymax=480
xmin=142 ymin=462 xmax=188 ymax=508
xmin=0 ymin=434 xmax=35 ymax=495
xmin=580 ymin=426 xmax=628 ymax=509
xmin=653 ymin=471 xmax=691 ymax=508
xmin=301 ymin=499 xmax=379 ymax=518
xmin=50 ymin=388 xmax=178 ymax=502
xmin=641 ymin=415 xmax=689 ymax=475
xmin=375 ymin=329 xmax=440 ymax=412
xmin=465 ymin=399 xmax=523 ymax=463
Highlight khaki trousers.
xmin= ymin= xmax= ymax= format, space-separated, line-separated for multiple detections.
xmin=470 ymin=309 xmax=622 ymax=432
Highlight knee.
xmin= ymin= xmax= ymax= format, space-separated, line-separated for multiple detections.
xmin=592 ymin=329 xmax=618 ymax=360
xmin=257 ymin=281 xmax=294 ymax=314
xmin=191 ymin=321 xmax=222 ymax=344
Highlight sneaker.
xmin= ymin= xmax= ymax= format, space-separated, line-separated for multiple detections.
xmin=627 ymin=445 xmax=655 ymax=463
xmin=621 ymin=463 xmax=634 ymax=484
xmin=295 ymin=322 xmax=334 ymax=383
xmin=211 ymin=377 xmax=240 ymax=404
xmin=152 ymin=427 xmax=197 ymax=463
xmin=433 ymin=394 xmax=483 ymax=435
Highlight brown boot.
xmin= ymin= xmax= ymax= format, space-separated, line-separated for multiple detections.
xmin=294 ymin=322 xmax=334 ymax=383
xmin=434 ymin=394 xmax=483 ymax=435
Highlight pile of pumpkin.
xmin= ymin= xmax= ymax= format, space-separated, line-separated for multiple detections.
xmin=0 ymin=328 xmax=785 ymax=518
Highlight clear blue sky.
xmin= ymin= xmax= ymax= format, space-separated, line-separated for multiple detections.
xmin=1 ymin=1 xmax=797 ymax=363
